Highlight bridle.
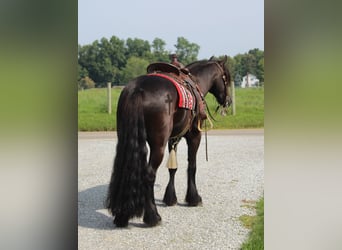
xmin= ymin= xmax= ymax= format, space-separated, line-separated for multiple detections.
xmin=214 ymin=61 xmax=228 ymax=84
xmin=213 ymin=61 xmax=231 ymax=108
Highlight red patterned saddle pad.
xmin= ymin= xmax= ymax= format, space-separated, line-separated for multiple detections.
xmin=148 ymin=73 xmax=195 ymax=110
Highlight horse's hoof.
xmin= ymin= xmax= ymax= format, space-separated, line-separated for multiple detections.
xmin=143 ymin=212 xmax=162 ymax=227
xmin=185 ymin=194 xmax=202 ymax=206
xmin=163 ymin=196 xmax=177 ymax=206
xmin=163 ymin=185 xmax=178 ymax=206
xmin=113 ymin=215 xmax=129 ymax=228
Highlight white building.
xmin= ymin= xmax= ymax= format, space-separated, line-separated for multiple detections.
xmin=241 ymin=73 xmax=260 ymax=88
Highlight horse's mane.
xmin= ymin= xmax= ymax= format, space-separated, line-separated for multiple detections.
xmin=186 ymin=59 xmax=212 ymax=68
xmin=186 ymin=58 xmax=231 ymax=83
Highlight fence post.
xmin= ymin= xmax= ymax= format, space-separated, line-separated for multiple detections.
xmin=107 ymin=82 xmax=112 ymax=114
xmin=231 ymin=81 xmax=236 ymax=115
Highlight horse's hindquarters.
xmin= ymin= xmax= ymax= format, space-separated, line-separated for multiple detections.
xmin=170 ymin=109 xmax=192 ymax=139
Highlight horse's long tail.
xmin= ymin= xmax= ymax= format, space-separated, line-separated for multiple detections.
xmin=105 ymin=87 xmax=147 ymax=224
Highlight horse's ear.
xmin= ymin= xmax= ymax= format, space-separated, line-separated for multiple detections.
xmin=209 ymin=56 xmax=215 ymax=61
xmin=220 ymin=55 xmax=228 ymax=65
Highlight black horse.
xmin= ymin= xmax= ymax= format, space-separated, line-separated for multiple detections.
xmin=105 ymin=56 xmax=232 ymax=227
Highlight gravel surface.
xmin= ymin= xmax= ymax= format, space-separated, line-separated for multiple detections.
xmin=78 ymin=129 xmax=264 ymax=250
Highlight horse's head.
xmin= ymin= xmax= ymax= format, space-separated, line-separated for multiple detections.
xmin=208 ymin=56 xmax=232 ymax=116
xmin=186 ymin=56 xmax=233 ymax=116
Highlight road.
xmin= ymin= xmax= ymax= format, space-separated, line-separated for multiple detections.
xmin=78 ymin=129 xmax=264 ymax=249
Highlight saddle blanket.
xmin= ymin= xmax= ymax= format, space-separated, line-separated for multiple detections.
xmin=148 ymin=73 xmax=195 ymax=110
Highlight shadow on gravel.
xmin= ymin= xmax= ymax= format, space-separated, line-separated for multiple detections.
xmin=78 ymin=185 xmax=116 ymax=230
xmin=79 ymin=184 xmax=167 ymax=230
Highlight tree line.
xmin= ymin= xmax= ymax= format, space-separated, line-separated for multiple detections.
xmin=78 ymin=35 xmax=264 ymax=89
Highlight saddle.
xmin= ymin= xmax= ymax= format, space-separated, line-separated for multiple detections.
xmin=147 ymin=62 xmax=207 ymax=120
xmin=147 ymin=63 xmax=180 ymax=75
xmin=147 ymin=62 xmax=191 ymax=76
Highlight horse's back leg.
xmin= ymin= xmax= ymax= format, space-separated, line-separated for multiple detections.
xmin=185 ymin=130 xmax=202 ymax=206
xmin=143 ymin=141 xmax=167 ymax=226
xmin=163 ymin=139 xmax=181 ymax=206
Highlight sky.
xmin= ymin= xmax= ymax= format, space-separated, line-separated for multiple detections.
xmin=78 ymin=0 xmax=264 ymax=59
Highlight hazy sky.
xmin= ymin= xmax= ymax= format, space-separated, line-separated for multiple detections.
xmin=78 ymin=0 xmax=264 ymax=59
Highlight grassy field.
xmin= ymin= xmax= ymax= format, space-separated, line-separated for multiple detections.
xmin=78 ymin=87 xmax=264 ymax=131
xmin=241 ymin=197 xmax=264 ymax=250
xmin=78 ymin=88 xmax=120 ymax=131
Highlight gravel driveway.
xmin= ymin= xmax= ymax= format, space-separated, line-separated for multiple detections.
xmin=78 ymin=129 xmax=264 ymax=250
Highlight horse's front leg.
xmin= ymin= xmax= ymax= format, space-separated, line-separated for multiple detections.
xmin=185 ymin=130 xmax=202 ymax=206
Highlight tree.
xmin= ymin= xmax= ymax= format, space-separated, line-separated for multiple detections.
xmin=241 ymin=54 xmax=257 ymax=76
xmin=78 ymin=76 xmax=95 ymax=90
xmin=78 ymin=41 xmax=102 ymax=85
xmin=152 ymin=38 xmax=166 ymax=53
xmin=233 ymin=53 xmax=244 ymax=77
xmin=122 ymin=56 xmax=149 ymax=83
xmin=247 ymin=48 xmax=264 ymax=82
xmin=78 ymin=34 xmax=263 ymax=87
xmin=234 ymin=73 xmax=242 ymax=87
xmin=109 ymin=36 xmax=126 ymax=69
xmin=78 ymin=37 xmax=127 ymax=86
xmin=248 ymin=48 xmax=263 ymax=63
xmin=231 ymin=50 xmax=264 ymax=83
xmin=257 ymin=57 xmax=264 ymax=83
xmin=151 ymin=38 xmax=169 ymax=62
xmin=78 ymin=63 xmax=88 ymax=81
xmin=125 ymin=38 xmax=151 ymax=58
xmin=174 ymin=37 xmax=200 ymax=65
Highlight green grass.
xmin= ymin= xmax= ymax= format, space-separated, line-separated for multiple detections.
xmin=240 ymin=197 xmax=264 ymax=250
xmin=205 ymin=87 xmax=264 ymax=129
xmin=78 ymin=87 xmax=264 ymax=131
xmin=78 ymin=88 xmax=121 ymax=131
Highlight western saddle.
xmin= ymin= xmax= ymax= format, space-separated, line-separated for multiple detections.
xmin=147 ymin=62 xmax=207 ymax=120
